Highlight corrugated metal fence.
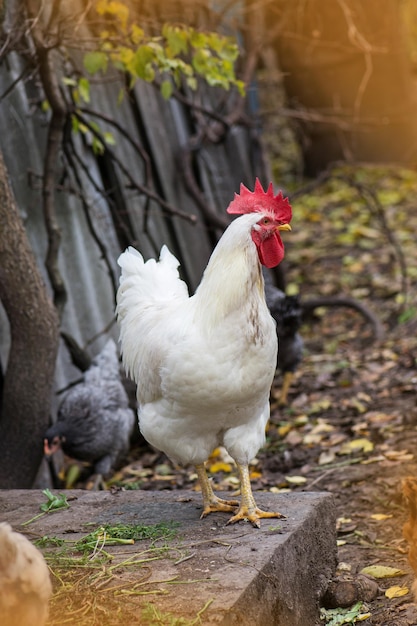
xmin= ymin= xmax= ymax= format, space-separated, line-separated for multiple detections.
xmin=0 ymin=33 xmax=269 ymax=406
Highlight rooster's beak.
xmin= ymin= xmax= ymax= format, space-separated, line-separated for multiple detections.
xmin=277 ymin=223 xmax=291 ymax=232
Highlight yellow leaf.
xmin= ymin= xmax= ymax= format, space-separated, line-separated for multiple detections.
xmin=294 ymin=414 xmax=309 ymax=426
xmin=309 ymin=399 xmax=332 ymax=414
xmin=250 ymin=471 xmax=262 ymax=480
xmin=339 ymin=438 xmax=374 ymax=455
xmin=286 ymin=282 xmax=299 ymax=296
xmin=371 ymin=513 xmax=393 ymax=521
xmin=285 ymin=475 xmax=307 ymax=485
xmin=357 ymin=613 xmax=372 ymax=622
xmin=278 ymin=423 xmax=292 ymax=437
xmin=119 ymin=47 xmax=135 ymax=66
xmin=303 ymin=433 xmax=323 ymax=445
xmin=337 ymin=517 xmax=352 ymax=525
xmin=310 ymin=419 xmax=335 ymax=435
xmin=360 ymin=565 xmax=407 ymax=579
xmin=209 ymin=461 xmax=232 ymax=473
xmin=270 ymin=486 xmax=291 ymax=494
xmin=385 ymin=585 xmax=409 ymax=598
xmin=210 ymin=447 xmax=222 ymax=459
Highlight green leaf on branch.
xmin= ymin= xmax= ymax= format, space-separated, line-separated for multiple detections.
xmin=78 ymin=77 xmax=90 ymax=103
xmin=84 ymin=51 xmax=108 ymax=75
xmin=81 ymin=1 xmax=245 ymax=100
xmin=163 ymin=23 xmax=189 ymax=57
xmin=161 ymin=79 xmax=173 ymax=100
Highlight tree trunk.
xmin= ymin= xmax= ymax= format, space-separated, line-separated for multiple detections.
xmin=0 ymin=149 xmax=59 ymax=488
xmin=273 ymin=0 xmax=417 ymax=175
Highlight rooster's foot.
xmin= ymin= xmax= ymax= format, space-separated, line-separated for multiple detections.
xmin=200 ymin=496 xmax=239 ymax=519
xmin=226 ymin=506 xmax=286 ymax=529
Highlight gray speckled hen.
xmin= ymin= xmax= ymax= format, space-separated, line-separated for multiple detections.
xmin=44 ymin=339 xmax=135 ymax=485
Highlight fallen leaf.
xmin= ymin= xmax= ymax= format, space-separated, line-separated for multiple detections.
xmin=361 ymin=455 xmax=386 ymax=465
xmin=270 ymin=486 xmax=291 ymax=494
xmin=310 ymin=419 xmax=335 ymax=434
xmin=365 ymin=411 xmax=395 ymax=425
xmin=349 ymin=398 xmax=368 ymax=414
xmin=285 ymin=475 xmax=307 ymax=485
xmin=320 ymin=601 xmax=371 ymax=625
xmin=318 ymin=450 xmax=336 ymax=465
xmin=337 ymin=562 xmax=352 ymax=572
xmin=303 ymin=433 xmax=324 ymax=445
xmin=208 ymin=462 xmax=233 ymax=473
xmin=337 ymin=517 xmax=353 ymax=525
xmin=360 ymin=565 xmax=407 ymax=579
xmin=294 ymin=414 xmax=309 ymax=426
xmin=339 ymin=438 xmax=374 ymax=455
xmin=277 ymin=423 xmax=292 ymax=437
xmin=385 ymin=585 xmax=409 ymax=598
xmin=371 ymin=513 xmax=393 ymax=521
xmin=309 ymin=399 xmax=332 ymax=414
xmin=285 ymin=430 xmax=304 ymax=446
xmin=384 ymin=450 xmax=414 ymax=462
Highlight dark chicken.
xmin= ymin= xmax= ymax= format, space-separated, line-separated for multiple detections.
xmin=263 ymin=268 xmax=304 ymax=406
xmin=264 ymin=271 xmax=384 ymax=406
xmin=44 ymin=339 xmax=135 ymax=487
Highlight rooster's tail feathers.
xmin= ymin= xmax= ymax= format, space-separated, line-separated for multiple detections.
xmin=116 ymin=245 xmax=189 ymax=385
xmin=117 ymin=245 xmax=188 ymax=301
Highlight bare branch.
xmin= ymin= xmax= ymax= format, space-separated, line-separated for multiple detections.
xmin=73 ymin=110 xmax=198 ymax=224
xmin=63 ymin=136 xmax=118 ymax=297
xmin=78 ymin=105 xmax=153 ymax=184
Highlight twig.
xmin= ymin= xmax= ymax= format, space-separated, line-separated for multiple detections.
xmin=302 ymin=295 xmax=385 ymax=343
xmin=78 ymin=105 xmax=153 ymax=185
xmin=303 ymin=468 xmax=336 ymax=490
xmin=174 ymin=552 xmax=196 ymax=565
xmin=63 ymin=136 xmax=136 ymax=249
xmin=72 ymin=110 xmax=198 ymax=224
xmin=63 ymin=136 xmax=118 ymax=295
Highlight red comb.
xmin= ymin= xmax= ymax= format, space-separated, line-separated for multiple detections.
xmin=226 ymin=178 xmax=292 ymax=222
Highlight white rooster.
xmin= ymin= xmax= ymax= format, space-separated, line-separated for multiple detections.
xmin=116 ymin=179 xmax=292 ymax=527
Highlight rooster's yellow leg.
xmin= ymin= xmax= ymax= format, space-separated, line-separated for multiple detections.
xmin=226 ymin=463 xmax=286 ymax=528
xmin=278 ymin=371 xmax=294 ymax=406
xmin=196 ymin=463 xmax=239 ymax=518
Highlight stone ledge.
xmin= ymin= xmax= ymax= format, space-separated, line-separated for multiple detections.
xmin=0 ymin=489 xmax=337 ymax=625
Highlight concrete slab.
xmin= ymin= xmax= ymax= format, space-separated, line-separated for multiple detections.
xmin=0 ymin=489 xmax=337 ymax=625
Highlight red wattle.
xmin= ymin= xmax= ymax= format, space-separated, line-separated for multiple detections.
xmin=258 ymin=232 xmax=284 ymax=268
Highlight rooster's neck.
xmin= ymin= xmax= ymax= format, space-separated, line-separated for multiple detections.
xmin=192 ymin=215 xmax=266 ymax=328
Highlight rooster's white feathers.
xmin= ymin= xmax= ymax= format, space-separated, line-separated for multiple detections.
xmin=116 ymin=214 xmax=278 ymax=468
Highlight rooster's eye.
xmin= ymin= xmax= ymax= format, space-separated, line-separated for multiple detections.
xmin=262 ymin=218 xmax=270 ymax=225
